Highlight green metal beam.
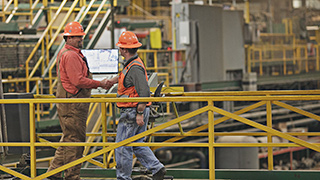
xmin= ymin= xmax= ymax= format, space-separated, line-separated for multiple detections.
xmin=216 ymin=169 xmax=320 ymax=180
xmin=36 ymin=119 xmax=60 ymax=131
xmin=27 ymin=168 xmax=320 ymax=179
xmin=201 ymin=80 xmax=242 ymax=91
xmin=201 ymin=71 xmax=320 ymax=91
xmin=0 ymin=22 xmax=19 ymax=34
xmin=257 ymin=71 xmax=320 ymax=86
xmin=114 ymin=21 xmax=161 ymax=30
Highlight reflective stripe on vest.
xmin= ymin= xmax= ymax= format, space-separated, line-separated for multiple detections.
xmin=122 ymin=59 xmax=144 ymax=76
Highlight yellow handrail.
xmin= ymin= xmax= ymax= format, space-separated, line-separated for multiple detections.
xmin=0 ymin=91 xmax=320 ymax=179
xmin=247 ymin=44 xmax=320 ymax=76
xmin=1 ymin=0 xmax=14 ymax=22
xmin=1 ymin=0 xmax=42 ymax=25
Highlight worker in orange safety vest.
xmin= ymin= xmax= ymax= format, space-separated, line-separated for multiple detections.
xmin=106 ymin=31 xmax=166 ymax=180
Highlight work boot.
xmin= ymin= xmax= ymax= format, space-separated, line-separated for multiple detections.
xmin=152 ymin=167 xmax=166 ymax=180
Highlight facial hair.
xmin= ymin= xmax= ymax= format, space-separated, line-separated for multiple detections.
xmin=78 ymin=40 xmax=83 ymax=49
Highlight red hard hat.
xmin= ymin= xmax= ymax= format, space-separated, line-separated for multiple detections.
xmin=62 ymin=21 xmax=86 ymax=36
xmin=116 ymin=31 xmax=142 ymax=48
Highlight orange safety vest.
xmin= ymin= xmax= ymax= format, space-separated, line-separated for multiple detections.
xmin=117 ymin=57 xmax=151 ymax=108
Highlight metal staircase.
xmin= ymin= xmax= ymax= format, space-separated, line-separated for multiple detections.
xmin=1 ymin=1 xmax=116 ymax=94
xmin=0 ymin=1 xmax=118 ymax=126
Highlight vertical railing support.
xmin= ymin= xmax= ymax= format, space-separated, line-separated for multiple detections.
xmin=316 ymin=45 xmax=319 ymax=71
xmin=297 ymin=46 xmax=301 ymax=73
xmin=29 ymin=102 xmax=37 ymax=178
xmin=154 ymin=51 xmax=158 ymax=72
xmin=41 ymin=39 xmax=45 ymax=75
xmin=259 ymin=49 xmax=263 ymax=75
xmin=14 ymin=0 xmax=18 ymax=8
xmin=266 ymin=99 xmax=273 ymax=170
xmin=29 ymin=0 xmax=33 ymax=25
xmin=208 ymin=101 xmax=215 ymax=179
xmin=46 ymin=33 xmax=50 ymax=66
xmin=305 ymin=45 xmax=308 ymax=72
xmin=1 ymin=0 xmax=4 ymax=22
xmin=283 ymin=48 xmax=287 ymax=75
xmin=247 ymin=45 xmax=252 ymax=73
xmin=101 ymin=102 xmax=107 ymax=168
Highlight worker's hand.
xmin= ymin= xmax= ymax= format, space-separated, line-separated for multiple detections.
xmin=100 ymin=79 xmax=114 ymax=89
xmin=105 ymin=79 xmax=114 ymax=88
xmin=136 ymin=114 xmax=144 ymax=126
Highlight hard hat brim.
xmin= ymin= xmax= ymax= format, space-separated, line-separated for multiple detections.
xmin=62 ymin=32 xmax=86 ymax=36
xmin=116 ymin=42 xmax=142 ymax=48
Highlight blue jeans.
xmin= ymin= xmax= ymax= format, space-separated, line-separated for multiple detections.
xmin=115 ymin=107 xmax=164 ymax=180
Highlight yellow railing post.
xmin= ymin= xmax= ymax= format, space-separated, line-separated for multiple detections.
xmin=29 ymin=102 xmax=37 ymax=178
xmin=144 ymin=52 xmax=147 ymax=67
xmin=208 ymin=100 xmax=215 ymax=180
xmin=43 ymin=0 xmax=48 ymax=7
xmin=266 ymin=99 xmax=273 ymax=170
xmin=305 ymin=45 xmax=308 ymax=72
xmin=252 ymin=46 xmax=256 ymax=68
xmin=247 ymin=45 xmax=252 ymax=73
xmin=289 ymin=20 xmax=293 ymax=34
xmin=154 ymin=51 xmax=158 ymax=72
xmin=317 ymin=45 xmax=320 ymax=71
xmin=41 ymin=40 xmax=45 ymax=75
xmin=283 ymin=48 xmax=286 ymax=75
xmin=174 ymin=51 xmax=178 ymax=84
xmin=244 ymin=0 xmax=250 ymax=24
xmin=46 ymin=33 xmax=50 ymax=66
xmin=259 ymin=48 xmax=263 ymax=75
xmin=297 ymin=46 xmax=301 ymax=73
xmin=1 ymin=0 xmax=4 ymax=22
xmin=101 ymin=102 xmax=107 ymax=168
xmin=36 ymin=81 xmax=41 ymax=121
xmin=14 ymin=0 xmax=18 ymax=8
xmin=29 ymin=0 xmax=33 ymax=25
xmin=283 ymin=19 xmax=288 ymax=35
xmin=165 ymin=73 xmax=170 ymax=113
xmin=49 ymin=63 xmax=53 ymax=95
xmin=48 ymin=4 xmax=53 ymax=39
xmin=2 ymin=0 xmax=13 ymax=22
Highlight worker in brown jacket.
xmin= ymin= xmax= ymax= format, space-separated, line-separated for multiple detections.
xmin=47 ymin=21 xmax=109 ymax=180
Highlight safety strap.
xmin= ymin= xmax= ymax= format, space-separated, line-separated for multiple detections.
xmin=56 ymin=49 xmax=83 ymax=97
xmin=122 ymin=59 xmax=144 ymax=76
